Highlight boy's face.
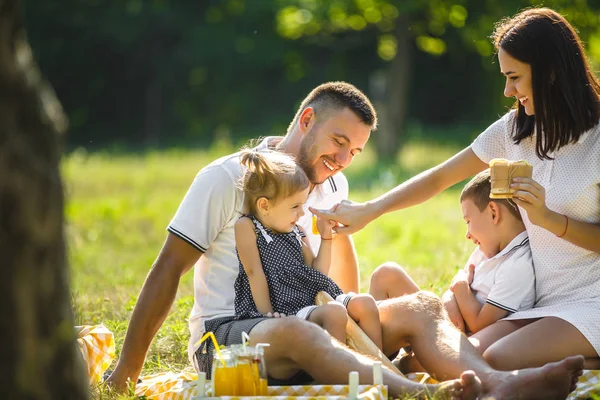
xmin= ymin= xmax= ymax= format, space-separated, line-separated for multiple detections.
xmin=461 ymin=198 xmax=502 ymax=259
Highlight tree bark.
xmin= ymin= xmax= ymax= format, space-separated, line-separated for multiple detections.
xmin=373 ymin=20 xmax=413 ymax=160
xmin=0 ymin=0 xmax=89 ymax=398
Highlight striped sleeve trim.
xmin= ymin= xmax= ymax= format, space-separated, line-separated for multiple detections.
xmin=328 ymin=176 xmax=337 ymax=192
xmin=167 ymin=226 xmax=207 ymax=253
xmin=486 ymin=298 xmax=517 ymax=313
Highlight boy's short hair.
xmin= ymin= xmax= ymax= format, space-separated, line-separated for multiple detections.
xmin=460 ymin=169 xmax=523 ymax=221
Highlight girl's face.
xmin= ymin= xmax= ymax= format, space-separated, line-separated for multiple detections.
xmin=498 ymin=48 xmax=535 ymax=115
xmin=256 ymin=187 xmax=310 ymax=233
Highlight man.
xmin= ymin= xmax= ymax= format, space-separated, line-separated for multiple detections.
xmin=108 ymin=82 xmax=583 ymax=399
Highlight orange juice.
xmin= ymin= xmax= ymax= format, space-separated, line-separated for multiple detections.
xmin=212 ymin=347 xmax=238 ymax=396
xmin=236 ymin=361 xmax=257 ymax=395
xmin=312 ymin=214 xmax=319 ymax=234
xmin=259 ymin=378 xmax=268 ymax=395
xmin=213 ymin=365 xmax=238 ymax=396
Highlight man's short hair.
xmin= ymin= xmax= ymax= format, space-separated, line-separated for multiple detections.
xmin=460 ymin=169 xmax=523 ymax=221
xmin=287 ymin=81 xmax=378 ymax=133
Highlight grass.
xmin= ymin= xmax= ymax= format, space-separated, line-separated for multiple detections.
xmin=66 ymin=140 xmax=478 ymax=397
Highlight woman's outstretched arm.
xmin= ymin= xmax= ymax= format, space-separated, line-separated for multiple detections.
xmin=311 ymin=146 xmax=488 ymax=234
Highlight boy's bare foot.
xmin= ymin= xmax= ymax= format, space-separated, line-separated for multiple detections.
xmin=485 ymin=355 xmax=584 ymax=399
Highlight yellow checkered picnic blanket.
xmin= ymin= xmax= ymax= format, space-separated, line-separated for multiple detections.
xmin=76 ymin=324 xmax=115 ymax=384
xmin=136 ymin=377 xmax=387 ymax=400
xmin=571 ymin=370 xmax=600 ymax=399
xmin=77 ymin=324 xmax=599 ymax=399
xmin=137 ymin=377 xmax=387 ymax=399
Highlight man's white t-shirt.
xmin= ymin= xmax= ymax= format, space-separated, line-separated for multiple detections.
xmin=467 ymin=230 xmax=536 ymax=313
xmin=167 ymin=138 xmax=349 ymax=365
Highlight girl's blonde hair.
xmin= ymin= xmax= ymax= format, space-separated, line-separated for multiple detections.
xmin=239 ymin=149 xmax=309 ymax=215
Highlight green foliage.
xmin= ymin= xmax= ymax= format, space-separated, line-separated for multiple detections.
xmin=25 ymin=1 xmax=600 ymax=150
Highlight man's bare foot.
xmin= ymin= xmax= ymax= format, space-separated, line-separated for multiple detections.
xmin=485 ymin=355 xmax=584 ymax=400
xmin=421 ymin=370 xmax=481 ymax=400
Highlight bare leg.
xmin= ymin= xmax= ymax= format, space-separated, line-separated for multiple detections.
xmin=469 ymin=319 xmax=532 ymax=354
xmin=369 ymin=262 xmax=420 ymax=301
xmin=378 ymin=291 xmax=584 ymax=399
xmin=307 ymin=303 xmax=348 ymax=344
xmin=441 ymin=290 xmax=466 ymax=332
xmin=249 ymin=316 xmax=481 ymax=399
xmin=483 ymin=317 xmax=597 ymax=370
xmin=347 ymin=294 xmax=383 ymax=349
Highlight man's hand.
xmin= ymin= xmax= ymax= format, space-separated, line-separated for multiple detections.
xmin=105 ymin=233 xmax=201 ymax=393
xmin=105 ymin=370 xmax=133 ymax=393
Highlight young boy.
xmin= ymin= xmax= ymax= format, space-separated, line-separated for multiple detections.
xmin=370 ymin=169 xmax=535 ymax=335
xmin=443 ymin=168 xmax=535 ymax=334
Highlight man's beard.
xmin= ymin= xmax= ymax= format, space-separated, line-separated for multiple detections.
xmin=296 ymin=130 xmax=324 ymax=184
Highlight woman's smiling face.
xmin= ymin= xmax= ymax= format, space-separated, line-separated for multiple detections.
xmin=498 ymin=47 xmax=535 ymax=116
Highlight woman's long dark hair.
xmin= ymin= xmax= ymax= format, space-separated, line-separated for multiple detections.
xmin=492 ymin=8 xmax=600 ymax=159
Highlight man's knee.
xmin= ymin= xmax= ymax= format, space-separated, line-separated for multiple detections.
xmin=414 ymin=291 xmax=445 ymax=319
xmin=251 ymin=317 xmax=321 ymax=348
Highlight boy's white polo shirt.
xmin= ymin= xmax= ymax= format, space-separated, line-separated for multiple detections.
xmin=467 ymin=231 xmax=535 ymax=313
xmin=166 ymin=137 xmax=349 ymax=366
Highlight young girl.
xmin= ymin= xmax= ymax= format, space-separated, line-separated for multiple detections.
xmin=233 ymin=149 xmax=382 ymax=349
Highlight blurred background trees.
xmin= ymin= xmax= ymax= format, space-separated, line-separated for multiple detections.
xmin=25 ymin=0 xmax=600 ymax=157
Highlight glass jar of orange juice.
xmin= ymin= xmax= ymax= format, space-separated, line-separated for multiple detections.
xmin=212 ymin=347 xmax=238 ymax=396
xmin=231 ymin=343 xmax=269 ymax=396
xmin=254 ymin=344 xmax=269 ymax=395
xmin=233 ymin=345 xmax=259 ymax=396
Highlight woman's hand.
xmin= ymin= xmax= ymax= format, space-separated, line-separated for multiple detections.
xmin=310 ymin=199 xmax=376 ymax=235
xmin=510 ymin=177 xmax=551 ymax=226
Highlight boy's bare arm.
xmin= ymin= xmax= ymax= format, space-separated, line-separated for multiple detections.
xmin=452 ymin=282 xmax=509 ymax=333
xmin=441 ymin=290 xmax=466 ymax=332
xmin=235 ymin=217 xmax=273 ymax=314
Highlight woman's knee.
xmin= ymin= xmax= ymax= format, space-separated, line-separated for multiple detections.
xmin=482 ymin=343 xmax=513 ymax=370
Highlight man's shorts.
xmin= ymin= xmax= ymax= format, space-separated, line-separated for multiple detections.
xmin=195 ymin=316 xmax=313 ymax=385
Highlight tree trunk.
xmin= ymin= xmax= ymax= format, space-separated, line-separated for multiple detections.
xmin=372 ymin=20 xmax=413 ymax=161
xmin=0 ymin=0 xmax=89 ymax=398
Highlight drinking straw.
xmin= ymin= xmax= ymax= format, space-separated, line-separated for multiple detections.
xmin=372 ymin=361 xmax=382 ymax=385
xmin=255 ymin=342 xmax=270 ymax=355
xmin=195 ymin=331 xmax=226 ymax=367
xmin=196 ymin=372 xmax=206 ymax=397
xmin=348 ymin=371 xmax=359 ymax=400
xmin=241 ymin=331 xmax=250 ymax=353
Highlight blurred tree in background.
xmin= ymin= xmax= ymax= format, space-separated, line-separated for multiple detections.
xmin=25 ymin=0 xmax=600 ymax=156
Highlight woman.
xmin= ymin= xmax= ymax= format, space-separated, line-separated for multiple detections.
xmin=311 ymin=7 xmax=600 ymax=370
